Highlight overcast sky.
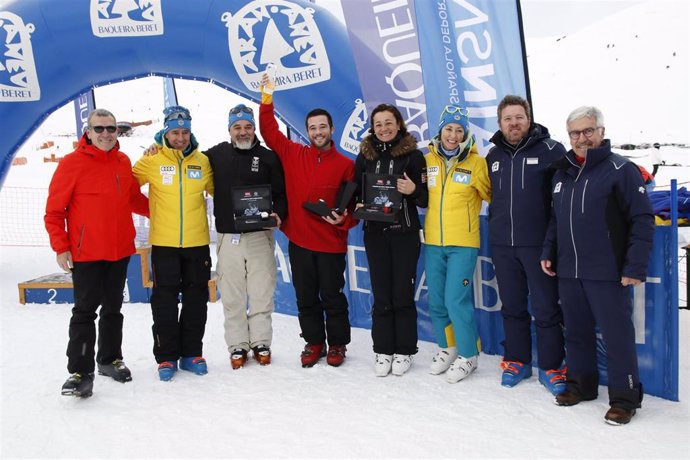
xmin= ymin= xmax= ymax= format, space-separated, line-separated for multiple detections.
xmin=521 ymin=0 xmax=645 ymax=37
xmin=315 ymin=0 xmax=651 ymax=38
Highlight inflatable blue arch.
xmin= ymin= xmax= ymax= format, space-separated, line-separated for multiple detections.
xmin=0 ymin=0 xmax=366 ymax=185
xmin=0 ymin=0 xmax=678 ymax=400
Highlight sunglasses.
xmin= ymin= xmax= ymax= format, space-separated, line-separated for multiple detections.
xmin=90 ymin=125 xmax=117 ymax=133
xmin=230 ymin=106 xmax=253 ymax=115
xmin=442 ymin=105 xmax=469 ymax=117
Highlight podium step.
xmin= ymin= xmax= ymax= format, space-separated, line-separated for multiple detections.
xmin=18 ymin=272 xmax=74 ymax=304
xmin=18 ymin=268 xmax=220 ymax=305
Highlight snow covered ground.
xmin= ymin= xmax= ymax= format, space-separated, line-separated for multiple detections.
xmin=0 ymin=254 xmax=688 ymax=459
xmin=1 ymin=1 xmax=689 ymax=459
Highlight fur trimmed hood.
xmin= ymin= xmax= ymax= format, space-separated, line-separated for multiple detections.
xmin=359 ymin=132 xmax=418 ymax=161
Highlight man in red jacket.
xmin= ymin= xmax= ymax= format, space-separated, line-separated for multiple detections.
xmin=45 ymin=109 xmax=148 ymax=398
xmin=259 ymin=73 xmax=356 ymax=368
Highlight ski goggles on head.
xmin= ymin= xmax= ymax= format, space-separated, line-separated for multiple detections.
xmin=229 ymin=106 xmax=253 ymax=115
xmin=90 ymin=125 xmax=117 ymax=133
xmin=163 ymin=105 xmax=192 ymax=122
xmin=164 ymin=111 xmax=192 ymax=122
xmin=441 ymin=105 xmax=469 ymax=117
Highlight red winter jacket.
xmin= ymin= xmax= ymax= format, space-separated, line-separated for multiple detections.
xmin=45 ymin=134 xmax=149 ymax=262
xmin=259 ymin=102 xmax=355 ymax=253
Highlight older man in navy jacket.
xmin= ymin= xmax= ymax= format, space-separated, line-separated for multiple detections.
xmin=541 ymin=106 xmax=654 ymax=426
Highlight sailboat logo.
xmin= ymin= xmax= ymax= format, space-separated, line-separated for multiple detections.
xmin=339 ymin=99 xmax=368 ymax=156
xmin=0 ymin=10 xmax=40 ymax=102
xmin=221 ymin=0 xmax=330 ymax=92
xmin=90 ymin=0 xmax=163 ymax=37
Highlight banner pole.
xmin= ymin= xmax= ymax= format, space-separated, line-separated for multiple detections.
xmin=515 ymin=0 xmax=532 ymax=113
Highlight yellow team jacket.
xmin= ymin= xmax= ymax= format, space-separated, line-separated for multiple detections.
xmin=424 ymin=139 xmax=491 ymax=248
xmin=132 ymin=143 xmax=214 ymax=248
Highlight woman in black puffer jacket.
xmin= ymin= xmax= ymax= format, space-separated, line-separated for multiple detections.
xmin=354 ymin=103 xmax=428 ymax=377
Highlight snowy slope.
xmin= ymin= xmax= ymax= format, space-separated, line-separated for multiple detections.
xmin=527 ymin=0 xmax=689 ymax=145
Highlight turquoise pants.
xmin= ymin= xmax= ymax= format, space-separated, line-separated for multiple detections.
xmin=425 ymin=245 xmax=479 ymax=358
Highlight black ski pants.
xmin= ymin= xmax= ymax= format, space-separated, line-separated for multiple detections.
xmin=364 ymin=231 xmax=420 ymax=355
xmin=288 ymin=242 xmax=350 ymax=346
xmin=67 ymin=257 xmax=130 ymax=374
xmin=150 ymin=245 xmax=211 ymax=363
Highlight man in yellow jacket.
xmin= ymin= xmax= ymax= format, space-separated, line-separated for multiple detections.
xmin=133 ymin=105 xmax=214 ymax=381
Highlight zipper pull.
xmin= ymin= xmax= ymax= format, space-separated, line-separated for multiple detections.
xmin=318 ymin=153 xmax=321 ymax=164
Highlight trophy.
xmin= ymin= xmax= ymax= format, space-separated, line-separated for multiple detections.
xmin=353 ymin=173 xmax=403 ymax=222
xmin=232 ymin=184 xmax=277 ymax=231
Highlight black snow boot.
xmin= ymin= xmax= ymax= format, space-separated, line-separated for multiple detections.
xmin=61 ymin=372 xmax=94 ymax=398
xmin=97 ymin=359 xmax=132 ymax=383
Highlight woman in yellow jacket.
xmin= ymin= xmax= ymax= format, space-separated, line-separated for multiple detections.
xmin=424 ymin=105 xmax=491 ymax=383
xmin=133 ymin=106 xmax=214 ymax=381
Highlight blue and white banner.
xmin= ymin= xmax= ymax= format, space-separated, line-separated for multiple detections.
xmin=415 ymin=0 xmax=528 ymax=154
xmin=162 ymin=77 xmax=178 ymax=108
xmin=72 ymin=90 xmax=95 ymax=137
xmin=626 ymin=226 xmax=679 ymax=400
xmin=473 ymin=219 xmax=679 ymax=401
xmin=341 ymin=1 xmax=430 ymax=149
xmin=273 ymin=219 xmax=679 ymax=401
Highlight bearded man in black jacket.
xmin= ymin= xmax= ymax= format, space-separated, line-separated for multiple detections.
xmin=205 ymin=104 xmax=287 ymax=370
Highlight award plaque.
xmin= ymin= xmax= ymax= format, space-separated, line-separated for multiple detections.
xmin=353 ymin=173 xmax=402 ymax=222
xmin=303 ymin=181 xmax=357 ymax=217
xmin=232 ymin=184 xmax=277 ymax=231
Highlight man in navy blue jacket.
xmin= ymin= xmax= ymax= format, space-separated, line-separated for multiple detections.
xmin=487 ymin=95 xmax=567 ymax=396
xmin=541 ymin=106 xmax=654 ymax=426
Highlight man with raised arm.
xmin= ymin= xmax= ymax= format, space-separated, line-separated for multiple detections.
xmin=259 ymin=73 xmax=356 ymax=368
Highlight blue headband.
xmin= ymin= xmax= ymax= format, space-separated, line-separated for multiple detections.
xmin=163 ymin=105 xmax=192 ymax=134
xmin=228 ymin=104 xmax=255 ymax=128
xmin=438 ymin=105 xmax=469 ymax=134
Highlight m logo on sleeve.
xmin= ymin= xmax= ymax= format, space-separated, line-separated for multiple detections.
xmin=554 ymin=182 xmax=562 ymax=193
